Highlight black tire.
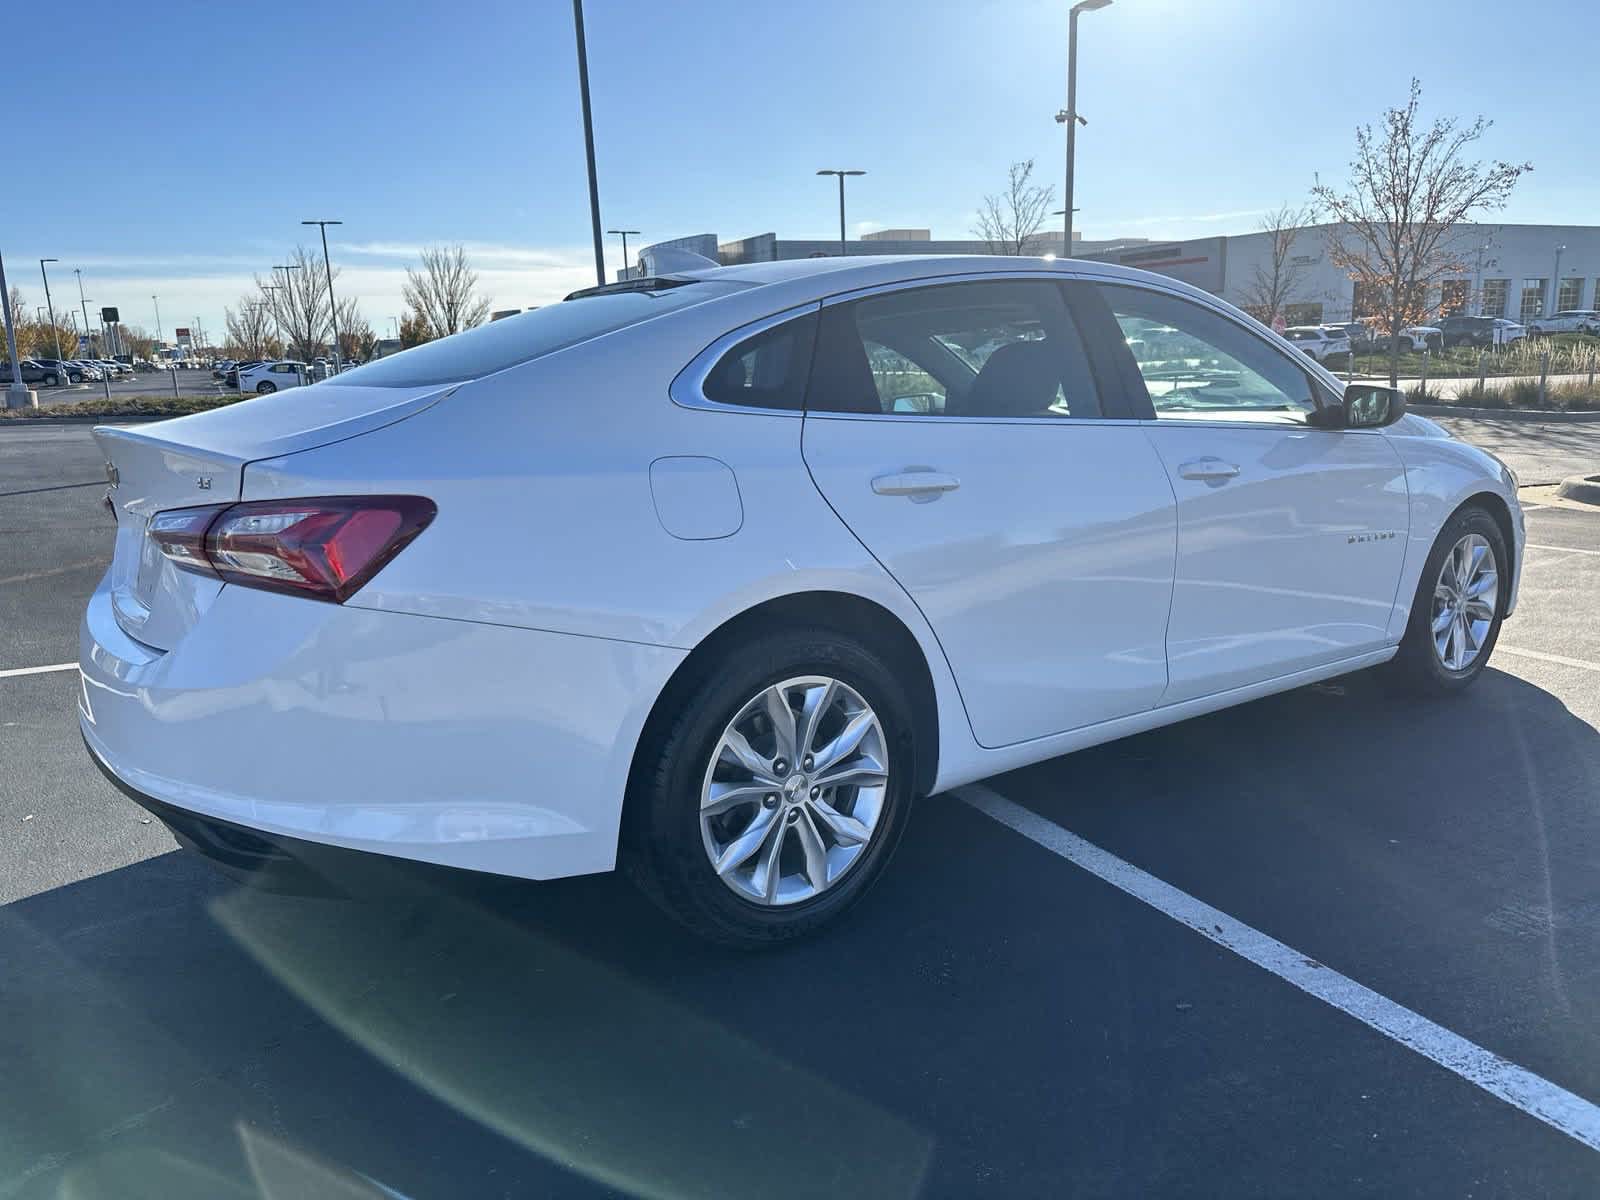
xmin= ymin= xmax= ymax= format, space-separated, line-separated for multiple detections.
xmin=45 ymin=373 xmax=59 ymax=387
xmin=623 ymin=628 xmax=917 ymax=947
xmin=1389 ymin=504 xmax=1507 ymax=693
xmin=255 ymin=381 xmax=277 ymax=394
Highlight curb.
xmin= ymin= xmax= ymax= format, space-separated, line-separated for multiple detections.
xmin=1556 ymin=475 xmax=1600 ymax=505
xmin=1409 ymin=403 xmax=1600 ymax=423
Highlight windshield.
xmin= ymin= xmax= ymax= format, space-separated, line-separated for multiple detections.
xmin=329 ymin=280 xmax=740 ymax=388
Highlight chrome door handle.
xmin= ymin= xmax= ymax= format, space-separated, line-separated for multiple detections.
xmin=1177 ymin=458 xmax=1240 ymax=481
xmin=871 ymin=471 xmax=962 ymax=499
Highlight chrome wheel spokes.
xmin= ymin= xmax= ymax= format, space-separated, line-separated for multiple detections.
xmin=1431 ymin=533 xmax=1499 ymax=671
xmin=700 ymin=676 xmax=889 ymax=907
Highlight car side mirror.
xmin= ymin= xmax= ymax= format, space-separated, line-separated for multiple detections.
xmin=1309 ymin=385 xmax=1406 ymax=430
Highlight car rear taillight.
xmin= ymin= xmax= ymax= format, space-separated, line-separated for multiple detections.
xmin=149 ymin=496 xmax=435 ymax=603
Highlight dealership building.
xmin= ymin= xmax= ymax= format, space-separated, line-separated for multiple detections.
xmin=636 ymin=222 xmax=1600 ymax=325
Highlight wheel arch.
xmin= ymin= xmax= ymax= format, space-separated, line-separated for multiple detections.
xmin=1457 ymin=489 xmax=1518 ymax=614
xmin=623 ymin=590 xmax=943 ymax=822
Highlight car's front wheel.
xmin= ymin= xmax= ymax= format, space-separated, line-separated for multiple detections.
xmin=255 ymin=381 xmax=277 ymax=394
xmin=1390 ymin=505 xmax=1507 ymax=692
xmin=44 ymin=373 xmax=60 ymax=386
xmin=625 ymin=629 xmax=916 ymax=947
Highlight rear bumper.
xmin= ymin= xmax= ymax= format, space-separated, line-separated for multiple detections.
xmin=79 ymin=572 xmax=686 ymax=881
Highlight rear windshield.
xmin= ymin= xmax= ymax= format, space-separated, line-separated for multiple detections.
xmin=328 ymin=280 xmax=740 ymax=389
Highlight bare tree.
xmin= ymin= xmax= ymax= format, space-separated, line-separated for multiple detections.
xmin=972 ymin=160 xmax=1056 ymax=256
xmin=336 ymin=297 xmax=372 ymax=363
xmin=225 ymin=297 xmax=277 ymax=360
xmin=402 ymin=244 xmax=491 ymax=339
xmin=1312 ymin=79 xmax=1530 ymax=385
xmin=257 ymin=246 xmax=337 ymax=363
xmin=1238 ymin=202 xmax=1318 ymax=329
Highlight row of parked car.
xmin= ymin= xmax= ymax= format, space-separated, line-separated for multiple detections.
xmin=1281 ymin=315 xmax=1538 ymax=364
xmin=1 ymin=357 xmax=154 ymax=386
xmin=211 ymin=358 xmax=312 ymax=394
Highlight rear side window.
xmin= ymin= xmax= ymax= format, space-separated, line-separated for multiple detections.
xmin=329 ymin=281 xmax=738 ymax=389
xmin=700 ymin=314 xmax=817 ymax=411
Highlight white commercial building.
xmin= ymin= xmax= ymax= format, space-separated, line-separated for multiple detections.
xmin=1078 ymin=223 xmax=1600 ymax=326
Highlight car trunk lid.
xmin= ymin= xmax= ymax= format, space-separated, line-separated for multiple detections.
xmin=95 ymin=381 xmax=453 ymax=649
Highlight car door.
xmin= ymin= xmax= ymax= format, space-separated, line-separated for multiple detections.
xmin=799 ymin=276 xmax=1177 ymax=749
xmin=1087 ymin=282 xmax=1410 ymax=705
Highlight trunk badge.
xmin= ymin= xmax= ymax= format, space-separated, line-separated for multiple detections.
xmin=196 ymin=476 xmax=212 ymax=490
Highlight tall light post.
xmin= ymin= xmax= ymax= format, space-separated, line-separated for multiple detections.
xmin=573 ymin=0 xmax=605 ymax=287
xmin=261 ymin=284 xmax=284 ymax=352
xmin=816 ymin=170 xmax=865 ymax=257
xmin=274 ymin=263 xmax=303 ymax=358
xmin=1550 ymin=244 xmax=1566 ymax=317
xmin=152 ymin=294 xmax=164 ymax=346
xmin=39 ymin=258 xmax=63 ymax=362
xmin=1056 ymin=0 xmax=1112 ymax=253
xmin=607 ymin=229 xmax=639 ymax=279
xmin=302 ymin=220 xmax=344 ymax=373
xmin=3 ymin=251 xmax=34 ymax=408
xmin=1471 ymin=239 xmax=1491 ymax=316
xmin=73 ymin=269 xmax=93 ymax=357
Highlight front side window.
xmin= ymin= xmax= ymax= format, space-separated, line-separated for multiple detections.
xmin=807 ymin=280 xmax=1101 ymax=419
xmin=699 ymin=313 xmax=816 ymax=411
xmin=1098 ymin=284 xmax=1318 ymax=423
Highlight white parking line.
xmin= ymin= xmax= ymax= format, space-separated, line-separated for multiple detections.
xmin=956 ymin=782 xmax=1600 ymax=1155
xmin=1526 ymin=543 xmax=1600 ymax=557
xmin=0 ymin=662 xmax=77 ymax=680
xmin=1497 ymin=645 xmax=1600 ymax=673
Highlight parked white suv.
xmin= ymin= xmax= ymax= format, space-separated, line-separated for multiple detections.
xmin=238 ymin=361 xmax=307 ymax=394
xmin=1283 ymin=326 xmax=1351 ymax=363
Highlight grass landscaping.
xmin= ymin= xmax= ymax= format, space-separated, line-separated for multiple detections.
xmin=0 ymin=393 xmax=246 ymax=420
xmin=1407 ymin=378 xmax=1600 ymax=413
xmin=1349 ymin=332 xmax=1600 ymax=381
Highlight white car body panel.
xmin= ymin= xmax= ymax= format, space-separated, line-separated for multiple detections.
xmin=1141 ymin=422 xmax=1409 ymax=703
xmin=79 ymin=254 xmax=1524 ymax=884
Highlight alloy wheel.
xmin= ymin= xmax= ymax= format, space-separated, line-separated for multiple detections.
xmin=1431 ymin=533 xmax=1499 ymax=671
xmin=699 ymin=675 xmax=889 ymax=907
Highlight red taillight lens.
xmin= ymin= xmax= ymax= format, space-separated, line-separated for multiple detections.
xmin=149 ymin=496 xmax=436 ymax=603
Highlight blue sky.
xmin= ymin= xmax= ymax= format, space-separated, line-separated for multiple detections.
xmin=8 ymin=0 xmax=1597 ymax=342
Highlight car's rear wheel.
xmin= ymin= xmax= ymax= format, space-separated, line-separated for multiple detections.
xmin=255 ymin=381 xmax=276 ymax=394
xmin=1389 ymin=505 xmax=1506 ymax=692
xmin=45 ymin=373 xmax=59 ymax=386
xmin=624 ymin=629 xmax=916 ymax=947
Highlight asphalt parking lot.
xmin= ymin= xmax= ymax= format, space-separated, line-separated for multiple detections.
xmin=4 ymin=420 xmax=1600 ymax=1197
xmin=30 ymin=369 xmax=229 ymax=406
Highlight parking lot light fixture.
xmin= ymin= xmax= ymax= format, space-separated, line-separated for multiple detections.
xmin=1059 ymin=0 xmax=1112 ymax=253
xmin=2 ymin=251 xmax=34 ymax=407
xmin=152 ymin=295 xmax=164 ymax=346
xmin=816 ymin=170 xmax=866 ymax=258
xmin=73 ymin=269 xmax=93 ymax=359
xmin=607 ymin=229 xmax=640 ymax=279
xmin=302 ymin=220 xmax=344 ymax=373
xmin=39 ymin=259 xmax=63 ymax=363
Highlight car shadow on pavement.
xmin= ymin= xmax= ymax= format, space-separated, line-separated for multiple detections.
xmin=3 ymin=665 xmax=1599 ymax=1199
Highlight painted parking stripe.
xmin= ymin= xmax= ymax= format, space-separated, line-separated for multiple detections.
xmin=956 ymin=782 xmax=1600 ymax=1155
xmin=0 ymin=662 xmax=77 ymax=680
xmin=1497 ymin=645 xmax=1600 ymax=673
xmin=1526 ymin=543 xmax=1600 ymax=557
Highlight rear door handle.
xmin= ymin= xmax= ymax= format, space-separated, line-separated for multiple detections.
xmin=871 ymin=471 xmax=961 ymax=500
xmin=1177 ymin=458 xmax=1240 ymax=481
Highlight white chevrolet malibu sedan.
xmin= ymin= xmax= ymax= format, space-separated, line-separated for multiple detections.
xmin=80 ymin=255 xmax=1523 ymax=945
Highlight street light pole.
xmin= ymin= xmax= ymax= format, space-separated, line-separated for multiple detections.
xmin=39 ymin=259 xmax=63 ymax=362
xmin=152 ymin=294 xmax=164 ymax=345
xmin=607 ymin=229 xmax=640 ymax=279
xmin=573 ymin=0 xmax=606 ymax=287
xmin=816 ymin=170 xmax=865 ymax=257
xmin=302 ymin=220 xmax=344 ymax=374
xmin=261 ymin=284 xmax=283 ymax=352
xmin=2 ymin=251 xmax=35 ymax=408
xmin=1057 ymin=0 xmax=1111 ymax=254
xmin=74 ymin=268 xmax=92 ymax=357
xmin=274 ymin=264 xmax=303 ymax=359
xmin=1550 ymin=244 xmax=1566 ymax=317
